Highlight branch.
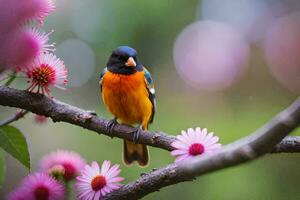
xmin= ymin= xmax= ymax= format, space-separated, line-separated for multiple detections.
xmin=1 ymin=86 xmax=300 ymax=199
xmin=0 ymin=86 xmax=299 ymax=153
xmin=0 ymin=85 xmax=175 ymax=150
xmin=103 ymin=96 xmax=300 ymax=200
xmin=0 ymin=110 xmax=29 ymax=127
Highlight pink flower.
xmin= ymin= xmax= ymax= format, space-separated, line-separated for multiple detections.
xmin=34 ymin=114 xmax=48 ymax=124
xmin=25 ymin=53 xmax=68 ymax=96
xmin=40 ymin=150 xmax=86 ymax=181
xmin=1 ymin=28 xmax=54 ymax=69
xmin=76 ymin=161 xmax=124 ymax=200
xmin=25 ymin=28 xmax=55 ymax=53
xmin=6 ymin=188 xmax=28 ymax=200
xmin=0 ymin=0 xmax=55 ymax=30
xmin=30 ymin=0 xmax=55 ymax=26
xmin=8 ymin=173 xmax=65 ymax=200
xmin=171 ymin=127 xmax=222 ymax=163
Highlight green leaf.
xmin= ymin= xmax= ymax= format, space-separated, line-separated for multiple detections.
xmin=0 ymin=150 xmax=5 ymax=187
xmin=0 ymin=126 xmax=30 ymax=169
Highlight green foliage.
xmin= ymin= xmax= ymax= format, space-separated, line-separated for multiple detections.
xmin=0 ymin=126 xmax=30 ymax=169
xmin=0 ymin=150 xmax=5 ymax=187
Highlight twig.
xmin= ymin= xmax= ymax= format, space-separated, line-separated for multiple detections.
xmin=4 ymin=71 xmax=17 ymax=86
xmin=0 ymin=110 xmax=29 ymax=127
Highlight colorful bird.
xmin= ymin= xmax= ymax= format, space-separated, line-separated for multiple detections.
xmin=100 ymin=46 xmax=156 ymax=166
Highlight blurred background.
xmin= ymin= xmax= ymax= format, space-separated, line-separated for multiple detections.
xmin=1 ymin=0 xmax=300 ymax=199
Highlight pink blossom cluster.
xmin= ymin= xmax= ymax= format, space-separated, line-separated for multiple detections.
xmin=6 ymin=130 xmax=221 ymax=199
xmin=0 ymin=0 xmax=68 ymax=96
xmin=6 ymin=127 xmax=222 ymax=199
xmin=0 ymin=0 xmax=55 ymax=70
xmin=7 ymin=150 xmax=124 ymax=200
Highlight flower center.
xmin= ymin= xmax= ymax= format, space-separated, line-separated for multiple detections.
xmin=188 ymin=143 xmax=205 ymax=155
xmin=34 ymin=185 xmax=49 ymax=200
xmin=62 ymin=163 xmax=76 ymax=180
xmin=91 ymin=175 xmax=107 ymax=191
xmin=48 ymin=164 xmax=65 ymax=179
xmin=31 ymin=64 xmax=55 ymax=86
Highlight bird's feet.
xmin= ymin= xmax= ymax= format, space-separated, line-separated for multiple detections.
xmin=132 ymin=126 xmax=143 ymax=143
xmin=106 ymin=117 xmax=118 ymax=137
xmin=86 ymin=110 xmax=97 ymax=116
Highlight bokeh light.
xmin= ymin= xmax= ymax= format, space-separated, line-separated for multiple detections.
xmin=173 ymin=21 xmax=250 ymax=91
xmin=56 ymin=39 xmax=96 ymax=87
xmin=199 ymin=0 xmax=275 ymax=43
xmin=263 ymin=12 xmax=300 ymax=94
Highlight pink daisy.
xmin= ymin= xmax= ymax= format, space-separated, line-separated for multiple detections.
xmin=76 ymin=161 xmax=124 ymax=200
xmin=40 ymin=150 xmax=86 ymax=181
xmin=11 ymin=173 xmax=65 ymax=200
xmin=171 ymin=127 xmax=222 ymax=163
xmin=25 ymin=53 xmax=68 ymax=96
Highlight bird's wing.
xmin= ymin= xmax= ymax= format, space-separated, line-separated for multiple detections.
xmin=99 ymin=67 xmax=107 ymax=92
xmin=143 ymin=67 xmax=156 ymax=123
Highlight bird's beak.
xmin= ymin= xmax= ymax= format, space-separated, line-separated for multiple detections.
xmin=125 ymin=57 xmax=136 ymax=67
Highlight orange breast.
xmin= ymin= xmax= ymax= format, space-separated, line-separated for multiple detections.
xmin=101 ymin=71 xmax=153 ymax=126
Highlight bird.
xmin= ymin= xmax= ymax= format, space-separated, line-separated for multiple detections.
xmin=100 ymin=46 xmax=156 ymax=166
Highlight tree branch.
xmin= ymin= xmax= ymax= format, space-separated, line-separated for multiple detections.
xmin=1 ymin=86 xmax=300 ymax=199
xmin=0 ymin=86 xmax=299 ymax=153
xmin=0 ymin=85 xmax=175 ymax=150
xmin=103 ymin=96 xmax=300 ymax=200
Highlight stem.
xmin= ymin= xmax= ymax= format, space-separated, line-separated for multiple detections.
xmin=0 ymin=110 xmax=29 ymax=127
xmin=64 ymin=181 xmax=71 ymax=200
xmin=4 ymin=71 xmax=17 ymax=86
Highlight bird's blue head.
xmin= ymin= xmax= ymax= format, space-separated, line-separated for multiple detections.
xmin=107 ymin=46 xmax=143 ymax=75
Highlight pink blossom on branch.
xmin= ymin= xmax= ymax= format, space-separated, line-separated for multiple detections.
xmin=171 ymin=127 xmax=222 ymax=163
xmin=76 ymin=161 xmax=124 ymax=200
xmin=40 ymin=150 xmax=86 ymax=181
xmin=24 ymin=53 xmax=68 ymax=96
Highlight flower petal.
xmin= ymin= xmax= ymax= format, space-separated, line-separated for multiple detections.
xmin=171 ymin=149 xmax=188 ymax=156
xmin=171 ymin=141 xmax=189 ymax=150
xmin=101 ymin=160 xmax=111 ymax=175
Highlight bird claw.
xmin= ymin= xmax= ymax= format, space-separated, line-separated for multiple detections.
xmin=132 ymin=126 xmax=143 ymax=143
xmin=86 ymin=110 xmax=97 ymax=116
xmin=106 ymin=118 xmax=118 ymax=137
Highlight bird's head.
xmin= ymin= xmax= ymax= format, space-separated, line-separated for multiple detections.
xmin=106 ymin=46 xmax=143 ymax=74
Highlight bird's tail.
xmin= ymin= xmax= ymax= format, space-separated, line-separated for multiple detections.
xmin=123 ymin=140 xmax=149 ymax=166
